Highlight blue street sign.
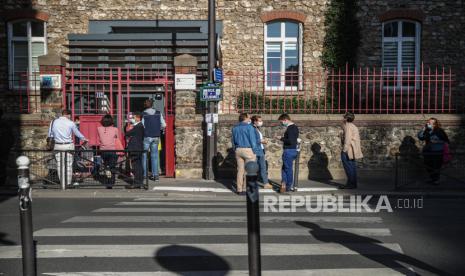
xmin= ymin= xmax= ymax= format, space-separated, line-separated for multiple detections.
xmin=200 ymin=84 xmax=223 ymax=101
xmin=214 ymin=68 xmax=223 ymax=83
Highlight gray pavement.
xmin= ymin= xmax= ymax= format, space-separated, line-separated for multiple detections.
xmin=1 ymin=193 xmax=465 ymax=275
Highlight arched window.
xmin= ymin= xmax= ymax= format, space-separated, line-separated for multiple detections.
xmin=382 ymin=20 xmax=420 ymax=75
xmin=264 ymin=21 xmax=302 ymax=90
xmin=7 ymin=20 xmax=47 ymax=89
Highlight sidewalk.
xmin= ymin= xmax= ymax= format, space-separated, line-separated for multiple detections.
xmin=2 ymin=177 xmax=465 ymax=198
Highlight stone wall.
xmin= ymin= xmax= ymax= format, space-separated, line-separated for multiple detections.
xmin=1 ymin=0 xmax=464 ymax=94
xmin=175 ymin=114 xmax=465 ymax=180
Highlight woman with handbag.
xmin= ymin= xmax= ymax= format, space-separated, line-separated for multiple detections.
xmin=418 ymin=117 xmax=450 ymax=185
xmin=97 ymin=114 xmax=122 ymax=189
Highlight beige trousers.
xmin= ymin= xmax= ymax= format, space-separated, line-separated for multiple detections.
xmin=54 ymin=143 xmax=75 ymax=188
xmin=235 ymin=148 xmax=256 ymax=193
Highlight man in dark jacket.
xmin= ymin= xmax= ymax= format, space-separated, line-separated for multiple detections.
xmin=125 ymin=113 xmax=145 ymax=189
xmin=277 ymin=114 xmax=299 ymax=193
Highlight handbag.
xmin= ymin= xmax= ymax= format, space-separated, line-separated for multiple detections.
xmin=443 ymin=143 xmax=452 ymax=165
xmin=46 ymin=119 xmax=56 ymax=151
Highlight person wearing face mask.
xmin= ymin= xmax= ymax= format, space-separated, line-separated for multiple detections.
xmin=251 ymin=115 xmax=272 ymax=189
xmin=125 ymin=113 xmax=145 ymax=189
xmin=418 ymin=117 xmax=449 ymax=185
xmin=231 ymin=113 xmax=260 ymax=195
xmin=277 ymin=114 xmax=299 ymax=193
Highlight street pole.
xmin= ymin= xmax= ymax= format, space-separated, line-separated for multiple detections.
xmin=17 ymin=156 xmax=36 ymax=276
xmin=205 ymin=0 xmax=217 ymax=180
xmin=245 ymin=161 xmax=261 ymax=276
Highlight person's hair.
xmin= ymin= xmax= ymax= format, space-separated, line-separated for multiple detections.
xmin=239 ymin=113 xmax=249 ymax=122
xmin=429 ymin=117 xmax=441 ymax=129
xmin=101 ymin=114 xmax=114 ymax=127
xmin=133 ymin=112 xmax=143 ymax=120
xmin=251 ymin=115 xmax=261 ymax=123
xmin=62 ymin=109 xmax=71 ymax=116
xmin=344 ymin=112 xmax=355 ymax=122
xmin=74 ymin=116 xmax=80 ymax=121
xmin=145 ymin=98 xmax=154 ymax=107
xmin=278 ymin=113 xmax=291 ymax=121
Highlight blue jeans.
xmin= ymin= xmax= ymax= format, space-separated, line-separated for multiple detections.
xmin=341 ymin=151 xmax=357 ymax=186
xmin=143 ymin=137 xmax=160 ymax=177
xmin=282 ymin=149 xmax=298 ymax=190
xmin=257 ymin=153 xmax=269 ymax=184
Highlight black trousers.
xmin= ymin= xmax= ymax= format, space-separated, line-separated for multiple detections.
xmin=424 ymin=152 xmax=443 ymax=181
xmin=130 ymin=153 xmax=144 ymax=186
xmin=101 ymin=152 xmax=118 ymax=186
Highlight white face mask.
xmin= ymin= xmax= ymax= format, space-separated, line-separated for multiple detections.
xmin=257 ymin=121 xmax=263 ymax=127
xmin=130 ymin=118 xmax=136 ymax=124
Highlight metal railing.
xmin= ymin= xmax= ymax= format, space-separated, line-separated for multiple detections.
xmin=13 ymin=149 xmax=149 ymax=189
xmin=222 ymin=64 xmax=459 ymax=114
xmin=395 ymin=152 xmax=465 ymax=190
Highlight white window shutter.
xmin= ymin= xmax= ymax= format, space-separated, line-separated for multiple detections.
xmin=383 ymin=41 xmax=398 ymax=72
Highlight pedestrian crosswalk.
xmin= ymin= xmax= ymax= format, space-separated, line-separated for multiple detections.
xmin=0 ymin=196 xmax=416 ymax=275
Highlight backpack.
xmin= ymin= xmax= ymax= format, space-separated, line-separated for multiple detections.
xmin=143 ymin=111 xmax=161 ymax=138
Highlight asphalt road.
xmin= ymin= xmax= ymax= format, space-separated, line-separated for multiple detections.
xmin=1 ymin=193 xmax=465 ymax=275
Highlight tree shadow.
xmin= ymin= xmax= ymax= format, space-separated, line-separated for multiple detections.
xmin=0 ymin=232 xmax=16 ymax=245
xmin=308 ymin=143 xmax=333 ymax=182
xmin=214 ymin=148 xmax=236 ymax=179
xmin=154 ymin=245 xmax=231 ymax=275
xmin=295 ymin=221 xmax=452 ymax=276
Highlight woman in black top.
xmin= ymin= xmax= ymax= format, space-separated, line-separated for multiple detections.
xmin=417 ymin=117 xmax=449 ymax=185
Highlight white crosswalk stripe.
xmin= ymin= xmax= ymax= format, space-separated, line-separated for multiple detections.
xmin=0 ymin=197 xmax=413 ymax=275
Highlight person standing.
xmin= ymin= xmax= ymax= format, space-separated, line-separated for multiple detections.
xmin=142 ymin=98 xmax=166 ymax=181
xmin=418 ymin=117 xmax=449 ymax=185
xmin=125 ymin=113 xmax=145 ymax=189
xmin=251 ymin=115 xmax=271 ymax=189
xmin=232 ymin=113 xmax=260 ymax=195
xmin=340 ymin=112 xmax=363 ymax=189
xmin=277 ymin=114 xmax=299 ymax=193
xmin=48 ymin=110 xmax=88 ymax=187
xmin=97 ymin=114 xmax=120 ymax=189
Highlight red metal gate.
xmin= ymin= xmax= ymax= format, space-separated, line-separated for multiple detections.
xmin=63 ymin=67 xmax=175 ymax=177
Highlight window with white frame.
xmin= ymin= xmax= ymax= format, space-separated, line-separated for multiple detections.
xmin=382 ymin=20 xmax=420 ymax=77
xmin=8 ymin=20 xmax=47 ymax=89
xmin=264 ymin=21 xmax=302 ymax=90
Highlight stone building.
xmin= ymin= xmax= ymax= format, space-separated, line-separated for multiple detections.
xmin=0 ymin=0 xmax=464 ymax=181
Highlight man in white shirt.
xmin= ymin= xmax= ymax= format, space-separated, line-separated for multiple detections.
xmin=48 ymin=110 xmax=88 ymax=187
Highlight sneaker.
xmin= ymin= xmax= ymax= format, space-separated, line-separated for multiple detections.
xmin=149 ymin=175 xmax=160 ymax=181
xmin=263 ymin=183 xmax=273 ymax=189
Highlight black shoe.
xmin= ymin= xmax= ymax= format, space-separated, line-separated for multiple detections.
xmin=149 ymin=175 xmax=160 ymax=181
xmin=106 ymin=186 xmax=113 ymax=189
xmin=237 ymin=191 xmax=246 ymax=196
xmin=339 ymin=185 xmax=357 ymax=189
xmin=125 ymin=185 xmax=141 ymax=189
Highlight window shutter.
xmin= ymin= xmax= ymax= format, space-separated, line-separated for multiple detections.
xmin=383 ymin=41 xmax=398 ymax=72
xmin=401 ymin=41 xmax=416 ymax=73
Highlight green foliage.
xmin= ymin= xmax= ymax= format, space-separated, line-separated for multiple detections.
xmin=236 ymin=92 xmax=322 ymax=114
xmin=322 ymin=0 xmax=361 ymax=69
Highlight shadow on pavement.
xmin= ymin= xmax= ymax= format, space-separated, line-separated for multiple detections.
xmin=0 ymin=232 xmax=16 ymax=245
xmin=295 ymin=221 xmax=452 ymax=276
xmin=154 ymin=245 xmax=230 ymax=275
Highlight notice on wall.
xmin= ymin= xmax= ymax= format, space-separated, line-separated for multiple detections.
xmin=40 ymin=74 xmax=62 ymax=89
xmin=175 ymin=74 xmax=196 ymax=90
